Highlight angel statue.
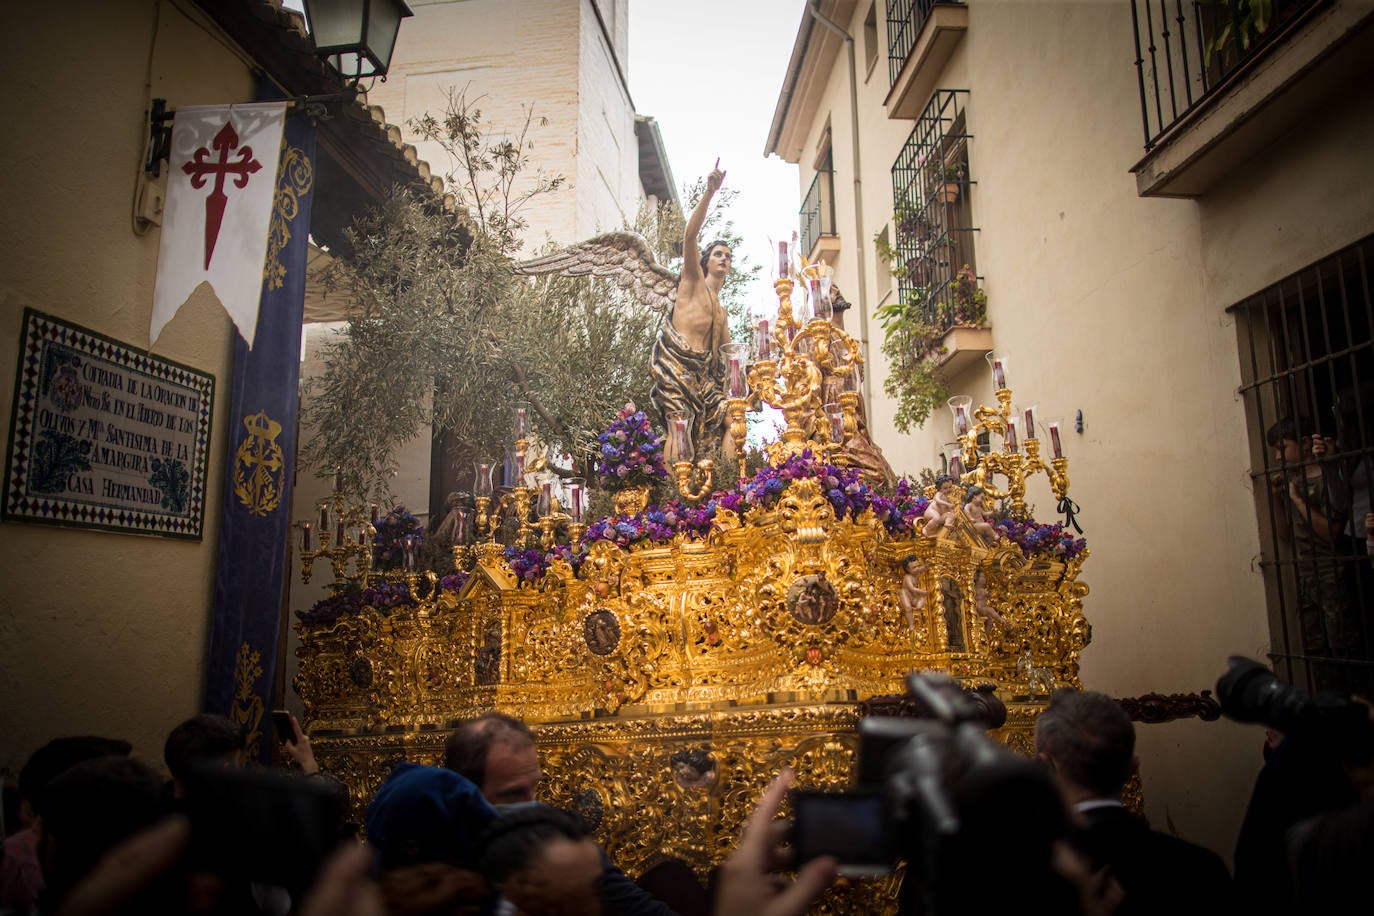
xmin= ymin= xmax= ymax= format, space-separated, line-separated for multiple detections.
xmin=514 ymin=162 xmax=733 ymax=456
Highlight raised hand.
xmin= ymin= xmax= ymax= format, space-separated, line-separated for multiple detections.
xmin=707 ymin=157 xmax=726 ymax=194
xmin=713 ymin=769 xmax=836 ymax=916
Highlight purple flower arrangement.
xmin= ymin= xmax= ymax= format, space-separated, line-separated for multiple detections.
xmin=439 ymin=571 xmax=470 ymax=593
xmin=373 ymin=507 xmax=425 ymax=569
xmin=995 ymin=517 xmax=1088 ymax=561
xmin=870 ymin=477 xmax=930 ymax=535
xmin=295 ymin=580 xmax=417 ymax=626
xmin=504 ymin=546 xmax=552 ymax=582
xmin=296 ymin=459 xmax=1088 ymax=628
xmin=594 ymin=403 xmax=669 ymax=489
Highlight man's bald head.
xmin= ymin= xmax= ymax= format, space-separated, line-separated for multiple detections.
xmin=445 ymin=713 xmax=541 ymax=805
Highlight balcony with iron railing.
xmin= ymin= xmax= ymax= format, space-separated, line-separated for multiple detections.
xmin=888 ymin=89 xmax=986 ymax=378
xmin=885 ymin=0 xmax=967 ymax=119
xmin=1129 ymin=0 xmax=1374 ymax=196
xmin=799 ymin=167 xmax=837 ymax=262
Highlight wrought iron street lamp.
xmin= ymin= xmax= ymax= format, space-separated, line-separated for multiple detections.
xmin=303 ymin=0 xmax=414 ymax=83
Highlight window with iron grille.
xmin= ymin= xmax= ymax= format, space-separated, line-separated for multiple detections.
xmin=1232 ymin=235 xmax=1374 ymax=695
xmin=800 ymin=145 xmax=836 ymax=259
xmin=890 ymin=89 xmax=977 ymax=325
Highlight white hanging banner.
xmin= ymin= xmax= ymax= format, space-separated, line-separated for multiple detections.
xmin=150 ymin=101 xmax=288 ymax=348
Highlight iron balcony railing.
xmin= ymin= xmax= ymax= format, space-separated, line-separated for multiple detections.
xmin=887 ymin=0 xmax=961 ymax=86
xmin=890 ymin=89 xmax=976 ymax=324
xmin=799 ymin=167 xmax=836 ymax=258
xmin=1130 ymin=0 xmax=1319 ymax=150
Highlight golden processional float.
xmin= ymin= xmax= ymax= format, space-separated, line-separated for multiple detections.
xmin=292 ymin=265 xmax=1090 ymax=905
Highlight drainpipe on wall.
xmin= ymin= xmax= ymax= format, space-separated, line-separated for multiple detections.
xmin=807 ymin=0 xmax=873 ymax=409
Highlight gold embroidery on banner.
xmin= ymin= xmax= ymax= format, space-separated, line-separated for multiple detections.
xmin=233 ymin=411 xmax=284 ymax=516
xmin=262 ymin=143 xmax=314 ymax=290
xmin=231 ymin=642 xmax=265 ymax=750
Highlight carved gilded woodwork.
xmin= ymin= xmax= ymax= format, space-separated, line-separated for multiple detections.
xmin=298 ymin=477 xmax=1090 ymax=910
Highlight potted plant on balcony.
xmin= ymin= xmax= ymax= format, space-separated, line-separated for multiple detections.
xmin=926 ymin=160 xmax=965 ymax=205
xmin=875 ymin=266 xmax=989 ymax=431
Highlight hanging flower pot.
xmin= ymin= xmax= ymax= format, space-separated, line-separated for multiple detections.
xmin=940 ymin=179 xmax=961 ymax=204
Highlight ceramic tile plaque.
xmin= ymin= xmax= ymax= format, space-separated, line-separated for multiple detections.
xmin=3 ymin=309 xmax=215 ymax=538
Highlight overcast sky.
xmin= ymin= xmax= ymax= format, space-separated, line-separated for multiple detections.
xmin=627 ymin=0 xmax=807 ymax=307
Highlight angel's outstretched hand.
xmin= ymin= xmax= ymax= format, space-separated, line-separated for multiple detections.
xmin=708 ymin=158 xmax=726 ymax=194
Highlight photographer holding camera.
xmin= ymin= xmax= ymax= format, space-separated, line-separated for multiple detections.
xmin=1221 ymin=657 xmax=1374 ymax=915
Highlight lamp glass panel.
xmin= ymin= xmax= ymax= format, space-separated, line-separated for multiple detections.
xmin=303 ymin=0 xmax=367 ymax=49
xmin=366 ymin=0 xmax=409 ymax=72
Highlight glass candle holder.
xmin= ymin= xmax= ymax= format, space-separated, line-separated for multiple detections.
xmin=567 ymin=477 xmax=585 ymax=523
xmin=513 ymin=402 xmax=530 ymax=439
xmin=667 ymin=411 xmax=694 ymax=463
xmin=1023 ymin=404 xmax=1038 ymax=440
xmin=473 ymin=459 xmax=496 ymax=499
xmin=538 ymin=479 xmax=554 ymax=517
xmin=721 ymin=342 xmax=749 ymax=399
xmin=824 ymin=401 xmax=844 ymax=443
xmin=947 ymin=395 xmax=973 ymax=436
xmin=793 ymin=279 xmax=813 ymax=324
xmin=753 ymin=314 xmax=773 ymax=360
xmin=945 ymin=443 xmax=965 ymax=478
xmin=1045 ymin=417 xmax=1065 ymax=458
xmin=986 ymin=353 xmax=1009 ymax=390
xmin=1005 ymin=414 xmax=1019 ymax=453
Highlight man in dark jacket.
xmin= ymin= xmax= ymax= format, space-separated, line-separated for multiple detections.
xmin=1035 ymin=689 xmax=1233 ymax=915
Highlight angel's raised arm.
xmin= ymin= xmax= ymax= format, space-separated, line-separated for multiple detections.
xmin=681 ymin=163 xmax=725 ymax=290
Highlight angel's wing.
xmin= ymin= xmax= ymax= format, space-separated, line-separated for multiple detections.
xmin=513 ymin=231 xmax=679 ymax=315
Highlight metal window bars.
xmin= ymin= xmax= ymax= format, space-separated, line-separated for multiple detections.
xmin=1130 ymin=0 xmax=1318 ymax=150
xmin=889 ymin=89 xmax=977 ymax=328
xmin=886 ymin=0 xmax=957 ymax=87
xmin=799 ymin=166 xmax=836 ymax=259
xmin=1232 ymin=234 xmax=1374 ymax=695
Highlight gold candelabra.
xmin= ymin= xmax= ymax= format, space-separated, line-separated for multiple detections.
xmin=537 ymin=495 xmax=572 ymax=550
xmin=726 ymin=397 xmax=749 ymax=481
xmin=674 ymin=459 xmax=715 ymax=502
xmin=952 ymin=388 xmax=1071 ymax=516
xmin=747 ymin=278 xmax=864 ymax=466
xmin=298 ymin=480 xmax=374 ymax=593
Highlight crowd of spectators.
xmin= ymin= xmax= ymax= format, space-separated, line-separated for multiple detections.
xmin=1 ymin=679 xmax=1369 ymax=915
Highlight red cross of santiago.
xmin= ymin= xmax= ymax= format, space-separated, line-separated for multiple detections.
xmin=182 ymin=120 xmax=263 ymax=270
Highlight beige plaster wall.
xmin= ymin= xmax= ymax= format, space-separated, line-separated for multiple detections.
xmin=0 ymin=1 xmax=251 ymax=773
xmin=781 ymin=0 xmax=1311 ymax=858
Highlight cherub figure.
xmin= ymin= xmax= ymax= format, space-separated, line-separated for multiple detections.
xmin=898 ymin=554 xmax=928 ymax=631
xmin=973 ymin=570 xmax=1013 ymax=634
xmin=922 ymin=474 xmax=959 ymax=537
xmin=963 ymin=485 xmax=1000 ymax=545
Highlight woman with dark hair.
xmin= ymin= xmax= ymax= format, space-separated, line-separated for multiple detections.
xmin=649 ymin=162 xmax=732 ymax=454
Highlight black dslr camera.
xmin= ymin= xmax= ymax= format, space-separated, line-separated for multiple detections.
xmin=1216 ymin=656 xmax=1374 ymax=767
xmin=792 ymin=673 xmax=1074 ymax=914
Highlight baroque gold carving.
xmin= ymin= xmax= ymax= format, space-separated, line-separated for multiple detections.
xmin=296 ymin=473 xmax=1091 ymax=911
